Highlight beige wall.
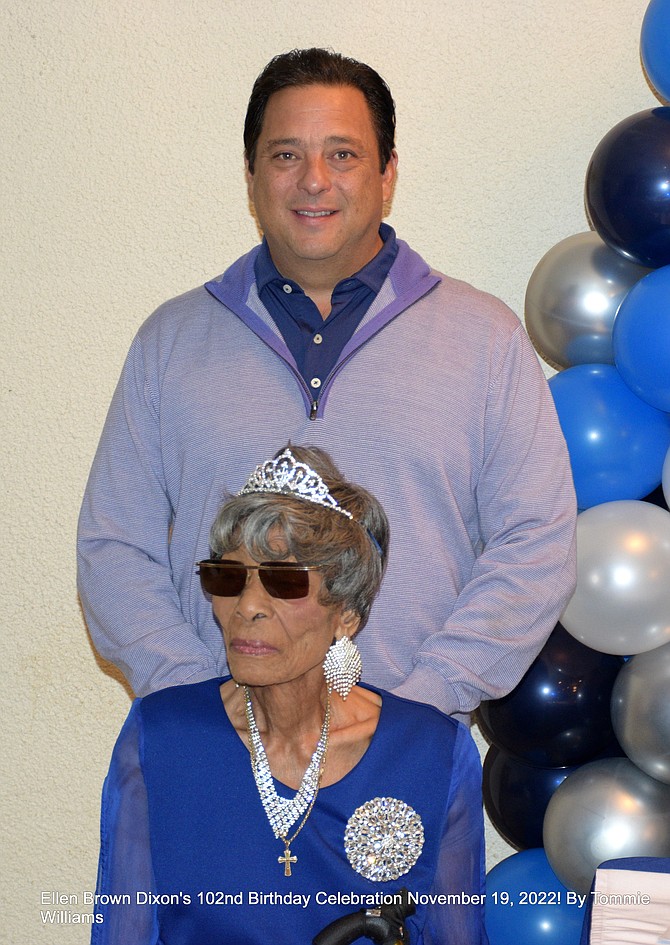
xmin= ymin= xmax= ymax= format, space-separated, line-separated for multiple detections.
xmin=2 ymin=0 xmax=657 ymax=940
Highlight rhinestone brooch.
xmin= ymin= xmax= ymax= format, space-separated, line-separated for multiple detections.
xmin=344 ymin=797 xmax=425 ymax=882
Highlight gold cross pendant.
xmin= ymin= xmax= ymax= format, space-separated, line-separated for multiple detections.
xmin=278 ymin=845 xmax=297 ymax=876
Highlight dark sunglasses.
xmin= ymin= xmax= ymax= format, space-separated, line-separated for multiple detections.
xmin=197 ymin=559 xmax=322 ymax=600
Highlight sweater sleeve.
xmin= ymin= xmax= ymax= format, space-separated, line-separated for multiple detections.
xmin=91 ymin=701 xmax=159 ymax=945
xmin=77 ymin=332 xmax=219 ymax=697
xmin=393 ymin=322 xmax=577 ymax=717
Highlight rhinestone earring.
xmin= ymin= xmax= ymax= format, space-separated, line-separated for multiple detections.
xmin=323 ymin=636 xmax=362 ymax=700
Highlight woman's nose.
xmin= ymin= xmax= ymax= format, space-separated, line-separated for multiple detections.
xmin=235 ymin=570 xmax=272 ymax=617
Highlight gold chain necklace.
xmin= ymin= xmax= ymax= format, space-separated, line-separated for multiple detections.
xmin=244 ymin=686 xmax=331 ymax=876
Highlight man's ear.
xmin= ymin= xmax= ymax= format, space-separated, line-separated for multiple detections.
xmin=381 ymin=149 xmax=398 ymax=203
xmin=244 ymin=158 xmax=254 ymax=198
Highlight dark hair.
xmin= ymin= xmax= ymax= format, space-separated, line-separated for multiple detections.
xmin=244 ymin=47 xmax=396 ymax=174
xmin=209 ymin=444 xmax=390 ymax=630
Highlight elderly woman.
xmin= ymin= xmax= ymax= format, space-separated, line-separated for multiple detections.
xmin=91 ymin=445 xmax=487 ymax=945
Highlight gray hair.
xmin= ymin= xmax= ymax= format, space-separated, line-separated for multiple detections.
xmin=209 ymin=445 xmax=389 ymax=629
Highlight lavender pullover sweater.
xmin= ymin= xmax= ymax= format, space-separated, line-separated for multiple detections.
xmin=77 ymin=238 xmax=576 ymax=717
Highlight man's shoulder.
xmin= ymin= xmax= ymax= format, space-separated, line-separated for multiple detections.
xmin=428 ymin=268 xmax=520 ymax=329
xmin=138 ymin=245 xmax=261 ymax=336
xmin=393 ymin=238 xmax=521 ymax=333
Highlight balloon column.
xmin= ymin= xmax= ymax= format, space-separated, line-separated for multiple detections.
xmin=484 ymin=5 xmax=670 ymax=940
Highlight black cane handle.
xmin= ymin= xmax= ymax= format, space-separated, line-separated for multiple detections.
xmin=312 ymin=888 xmax=415 ymax=945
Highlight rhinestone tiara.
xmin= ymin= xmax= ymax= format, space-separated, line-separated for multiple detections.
xmin=238 ymin=448 xmax=354 ymax=521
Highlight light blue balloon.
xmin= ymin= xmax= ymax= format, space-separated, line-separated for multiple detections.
xmin=549 ymin=364 xmax=670 ymax=509
xmin=613 ymin=265 xmax=670 ymax=411
xmin=641 ymin=0 xmax=670 ymax=103
xmin=486 ymin=848 xmax=584 ymax=945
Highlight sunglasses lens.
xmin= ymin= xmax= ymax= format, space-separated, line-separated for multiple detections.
xmin=197 ymin=561 xmax=313 ymax=599
xmin=260 ymin=567 xmax=310 ymax=599
xmin=198 ymin=563 xmax=246 ymax=597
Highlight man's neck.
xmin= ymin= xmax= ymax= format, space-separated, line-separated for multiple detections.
xmin=267 ymin=236 xmax=384 ymax=320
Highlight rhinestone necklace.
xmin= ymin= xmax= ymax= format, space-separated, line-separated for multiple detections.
xmin=244 ymin=685 xmax=331 ymax=876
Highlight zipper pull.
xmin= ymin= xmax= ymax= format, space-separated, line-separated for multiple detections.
xmin=310 ymin=400 xmax=319 ymax=420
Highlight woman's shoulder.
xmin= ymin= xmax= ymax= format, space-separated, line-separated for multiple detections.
xmin=138 ymin=676 xmax=229 ymax=725
xmin=349 ymin=687 xmax=480 ymax=817
xmin=363 ymin=684 xmax=464 ymax=747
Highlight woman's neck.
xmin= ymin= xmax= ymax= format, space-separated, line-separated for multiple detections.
xmin=220 ymin=676 xmax=382 ymax=790
xmin=248 ymin=673 xmax=329 ymax=741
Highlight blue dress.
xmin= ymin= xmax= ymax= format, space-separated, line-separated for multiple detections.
xmin=91 ymin=678 xmax=487 ymax=944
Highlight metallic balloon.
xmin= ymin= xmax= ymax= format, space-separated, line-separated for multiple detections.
xmin=641 ymin=0 xmax=670 ymax=104
xmin=561 ymin=500 xmax=670 ymax=654
xmin=543 ymin=758 xmax=670 ymax=894
xmin=483 ymin=744 xmax=578 ymax=850
xmin=549 ymin=365 xmax=670 ymax=510
xmin=613 ymin=265 xmax=670 ymax=412
xmin=477 ymin=623 xmax=623 ymax=766
xmin=585 ymin=108 xmax=670 ymax=269
xmin=611 ymin=642 xmax=670 ymax=784
xmin=525 ymin=232 xmax=651 ymax=370
xmin=486 ymin=848 xmax=585 ymax=945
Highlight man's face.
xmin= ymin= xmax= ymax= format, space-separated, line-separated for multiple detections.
xmin=246 ymin=83 xmax=397 ymax=286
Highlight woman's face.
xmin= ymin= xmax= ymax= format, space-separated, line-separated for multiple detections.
xmin=212 ymin=543 xmax=357 ymax=690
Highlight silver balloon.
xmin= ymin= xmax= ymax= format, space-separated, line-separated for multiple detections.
xmin=611 ymin=643 xmax=670 ymax=784
xmin=561 ymin=500 xmax=670 ymax=655
xmin=525 ymin=231 xmax=651 ymax=370
xmin=543 ymin=757 xmax=670 ymax=894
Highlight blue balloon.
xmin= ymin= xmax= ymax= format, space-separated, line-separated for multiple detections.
xmin=549 ymin=363 xmax=670 ymax=509
xmin=477 ymin=623 xmax=623 ymax=766
xmin=585 ymin=108 xmax=670 ymax=268
xmin=485 ymin=849 xmax=585 ymax=945
xmin=613 ymin=265 xmax=670 ymax=411
xmin=641 ymin=0 xmax=670 ymax=103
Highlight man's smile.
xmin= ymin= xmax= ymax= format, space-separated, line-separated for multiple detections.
xmin=294 ymin=210 xmax=337 ymax=217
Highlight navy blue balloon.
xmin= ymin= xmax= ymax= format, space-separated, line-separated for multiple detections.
xmin=645 ymin=482 xmax=669 ymax=510
xmin=476 ymin=623 xmax=624 ymax=767
xmin=486 ymin=849 xmax=585 ymax=945
xmin=585 ymin=108 xmax=670 ymax=269
xmin=483 ymin=745 xmax=576 ymax=850
xmin=549 ymin=363 xmax=670 ymax=510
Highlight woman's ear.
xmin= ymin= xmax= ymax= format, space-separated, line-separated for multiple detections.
xmin=337 ymin=609 xmax=361 ymax=639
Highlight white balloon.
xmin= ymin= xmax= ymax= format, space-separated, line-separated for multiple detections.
xmin=561 ymin=500 xmax=670 ymax=654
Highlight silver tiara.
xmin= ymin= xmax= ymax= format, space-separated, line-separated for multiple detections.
xmin=238 ymin=448 xmax=354 ymax=520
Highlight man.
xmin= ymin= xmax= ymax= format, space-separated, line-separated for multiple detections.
xmin=78 ymin=48 xmax=576 ymax=720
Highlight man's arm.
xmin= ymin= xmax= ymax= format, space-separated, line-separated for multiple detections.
xmin=77 ymin=332 xmax=219 ymax=696
xmin=393 ymin=323 xmax=577 ymax=718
